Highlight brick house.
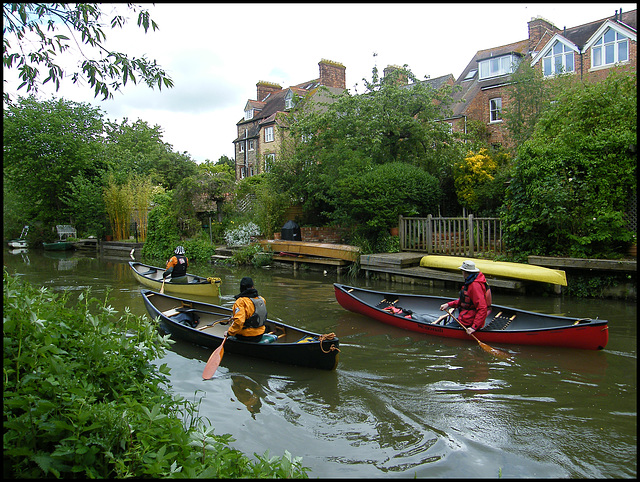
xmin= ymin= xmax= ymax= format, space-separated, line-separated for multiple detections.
xmin=233 ymin=59 xmax=346 ymax=180
xmin=448 ymin=8 xmax=636 ymax=150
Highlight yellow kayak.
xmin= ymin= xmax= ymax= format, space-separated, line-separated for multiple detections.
xmin=419 ymin=255 xmax=567 ymax=286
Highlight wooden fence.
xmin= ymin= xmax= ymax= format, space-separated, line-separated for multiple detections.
xmin=399 ymin=215 xmax=504 ymax=256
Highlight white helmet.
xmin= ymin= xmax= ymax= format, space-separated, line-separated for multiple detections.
xmin=174 ymin=246 xmax=185 ymax=255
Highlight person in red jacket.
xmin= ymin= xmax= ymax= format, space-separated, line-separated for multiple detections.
xmin=439 ymin=260 xmax=489 ymax=334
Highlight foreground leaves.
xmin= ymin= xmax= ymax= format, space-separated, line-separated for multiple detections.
xmin=3 ymin=268 xmax=309 ymax=478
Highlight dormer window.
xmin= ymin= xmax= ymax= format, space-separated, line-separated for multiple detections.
xmin=285 ymin=90 xmax=294 ymax=110
xmin=542 ymin=40 xmax=575 ymax=76
xmin=244 ymin=109 xmax=254 ymax=121
xmin=478 ymin=54 xmax=521 ymax=80
xmin=592 ymin=27 xmax=629 ymax=67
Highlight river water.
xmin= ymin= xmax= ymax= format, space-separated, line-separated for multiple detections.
xmin=3 ymin=248 xmax=636 ymax=478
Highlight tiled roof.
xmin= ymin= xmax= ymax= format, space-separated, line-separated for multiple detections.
xmin=451 ymin=39 xmax=528 ymax=116
xmin=563 ymin=9 xmax=637 ymax=49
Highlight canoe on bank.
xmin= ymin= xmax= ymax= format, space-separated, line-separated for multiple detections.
xmin=129 ymin=262 xmax=221 ymax=297
xmin=259 ymin=240 xmax=360 ymax=261
xmin=334 ymin=283 xmax=608 ymax=350
xmin=419 ymin=255 xmax=567 ymax=286
xmin=141 ymin=290 xmax=340 ymax=370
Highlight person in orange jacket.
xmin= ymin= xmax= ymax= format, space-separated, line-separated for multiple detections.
xmin=163 ymin=246 xmax=189 ymax=283
xmin=226 ymin=277 xmax=267 ymax=341
xmin=439 ymin=260 xmax=490 ymax=334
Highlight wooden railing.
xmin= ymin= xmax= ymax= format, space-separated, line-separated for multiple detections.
xmin=399 ymin=215 xmax=504 ymax=256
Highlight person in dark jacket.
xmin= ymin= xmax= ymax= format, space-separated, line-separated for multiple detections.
xmin=163 ymin=246 xmax=189 ymax=284
xmin=439 ymin=260 xmax=489 ymax=334
xmin=226 ymin=277 xmax=267 ymax=341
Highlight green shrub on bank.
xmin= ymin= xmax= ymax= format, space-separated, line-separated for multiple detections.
xmin=3 ymin=269 xmax=309 ymax=478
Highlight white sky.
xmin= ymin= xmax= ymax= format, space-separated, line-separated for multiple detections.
xmin=3 ymin=3 xmax=636 ymax=163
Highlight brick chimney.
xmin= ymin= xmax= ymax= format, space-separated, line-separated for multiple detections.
xmin=527 ymin=16 xmax=559 ymax=54
xmin=256 ymin=81 xmax=282 ymax=102
xmin=318 ymin=59 xmax=346 ymax=89
xmin=383 ymin=65 xmax=409 ymax=85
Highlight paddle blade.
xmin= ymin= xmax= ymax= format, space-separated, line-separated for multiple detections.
xmin=202 ymin=337 xmax=226 ymax=379
xmin=160 ymin=278 xmax=166 ymax=294
xmin=476 ymin=337 xmax=511 ymax=360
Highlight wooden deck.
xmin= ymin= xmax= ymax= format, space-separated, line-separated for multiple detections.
xmin=528 ymin=256 xmax=636 ymax=272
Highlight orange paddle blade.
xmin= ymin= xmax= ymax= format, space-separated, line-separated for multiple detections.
xmin=202 ymin=336 xmax=227 ymax=380
xmin=473 ymin=335 xmax=511 ymax=360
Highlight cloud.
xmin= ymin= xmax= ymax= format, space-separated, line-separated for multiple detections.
xmin=3 ymin=3 xmax=636 ymax=163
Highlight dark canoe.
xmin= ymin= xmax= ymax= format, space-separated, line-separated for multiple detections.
xmin=141 ymin=290 xmax=340 ymax=370
xmin=334 ymin=283 xmax=608 ymax=350
xmin=42 ymin=241 xmax=74 ymax=251
xmin=129 ymin=262 xmax=221 ymax=297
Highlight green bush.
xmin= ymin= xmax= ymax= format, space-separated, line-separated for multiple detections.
xmin=3 ymin=269 xmax=309 ymax=478
xmin=333 ymin=162 xmax=441 ymax=245
xmin=501 ymin=72 xmax=636 ymax=258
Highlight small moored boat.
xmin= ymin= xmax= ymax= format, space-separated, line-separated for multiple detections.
xmin=129 ymin=262 xmax=221 ymax=298
xmin=334 ymin=283 xmax=608 ymax=350
xmin=8 ymin=225 xmax=29 ymax=249
xmin=42 ymin=241 xmax=75 ymax=251
xmin=141 ymin=290 xmax=340 ymax=370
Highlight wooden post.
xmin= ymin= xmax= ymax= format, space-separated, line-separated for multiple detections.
xmin=427 ymin=214 xmax=432 ymax=254
xmin=468 ymin=214 xmax=474 ymax=258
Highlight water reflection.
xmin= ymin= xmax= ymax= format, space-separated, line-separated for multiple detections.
xmin=2 ymin=249 xmax=636 ymax=478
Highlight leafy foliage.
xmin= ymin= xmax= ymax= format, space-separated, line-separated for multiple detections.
xmin=332 ymin=162 xmax=441 ymax=243
xmin=3 ymin=96 xmax=108 ymax=233
xmin=453 ymin=148 xmax=510 ymax=215
xmin=3 ymin=3 xmax=173 ymax=102
xmin=224 ymin=222 xmax=261 ymax=247
xmin=141 ymin=191 xmax=181 ymax=259
xmin=3 ymin=270 xmax=309 ymax=478
xmin=501 ymin=72 xmax=636 ymax=258
xmin=104 ymin=118 xmax=199 ymax=190
xmin=274 ymin=64 xmax=463 ymax=231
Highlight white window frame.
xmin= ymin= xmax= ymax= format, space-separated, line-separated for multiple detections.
xmin=478 ymin=54 xmax=520 ymax=80
xmin=489 ymin=98 xmax=502 ymax=123
xmin=542 ymin=40 xmax=575 ymax=77
xmin=264 ymin=153 xmax=275 ymax=173
xmin=248 ymin=140 xmax=254 ymax=151
xmin=244 ymin=109 xmax=254 ymax=121
xmin=264 ymin=126 xmax=274 ymax=143
xmin=591 ymin=27 xmax=629 ymax=68
xmin=239 ymin=142 xmax=244 ymax=153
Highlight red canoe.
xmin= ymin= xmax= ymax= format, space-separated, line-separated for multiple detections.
xmin=334 ymin=283 xmax=608 ymax=350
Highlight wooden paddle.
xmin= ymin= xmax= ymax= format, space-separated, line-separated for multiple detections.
xmin=447 ymin=309 xmax=511 ymax=360
xmin=197 ymin=317 xmax=232 ymax=331
xmin=160 ymin=277 xmax=166 ymax=294
xmin=202 ymin=335 xmax=227 ymax=379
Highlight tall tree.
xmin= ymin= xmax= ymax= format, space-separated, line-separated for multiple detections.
xmin=274 ymin=64 xmax=462 ymax=226
xmin=502 ymin=71 xmax=637 ymax=258
xmin=3 ymin=95 xmax=108 ymax=229
xmin=104 ymin=118 xmax=199 ymax=190
xmin=3 ymin=3 xmax=173 ymax=102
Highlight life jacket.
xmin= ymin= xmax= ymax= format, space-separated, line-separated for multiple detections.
xmin=245 ymin=296 xmax=267 ymax=328
xmin=383 ymin=305 xmax=414 ymax=318
xmin=172 ymin=254 xmax=188 ymax=278
xmin=458 ymin=273 xmax=492 ymax=311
